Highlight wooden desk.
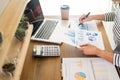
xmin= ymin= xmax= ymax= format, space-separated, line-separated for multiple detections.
xmin=20 ymin=17 xmax=113 ymax=80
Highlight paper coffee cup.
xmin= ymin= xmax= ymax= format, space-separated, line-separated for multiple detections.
xmin=61 ymin=5 xmax=69 ymax=20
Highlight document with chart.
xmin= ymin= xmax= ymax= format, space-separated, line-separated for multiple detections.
xmin=62 ymin=58 xmax=120 ymax=80
xmin=70 ymin=20 xmax=98 ymax=31
xmin=62 ymin=28 xmax=105 ymax=50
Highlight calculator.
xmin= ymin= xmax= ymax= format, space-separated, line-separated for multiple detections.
xmin=32 ymin=45 xmax=60 ymax=57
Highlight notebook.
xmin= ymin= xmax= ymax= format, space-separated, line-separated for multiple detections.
xmin=25 ymin=0 xmax=62 ymax=44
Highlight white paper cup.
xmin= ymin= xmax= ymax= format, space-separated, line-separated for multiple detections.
xmin=61 ymin=5 xmax=69 ymax=20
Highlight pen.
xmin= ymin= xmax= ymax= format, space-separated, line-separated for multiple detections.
xmin=79 ymin=12 xmax=90 ymax=25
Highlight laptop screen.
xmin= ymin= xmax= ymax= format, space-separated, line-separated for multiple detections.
xmin=24 ymin=0 xmax=44 ymax=35
xmin=25 ymin=0 xmax=44 ymax=22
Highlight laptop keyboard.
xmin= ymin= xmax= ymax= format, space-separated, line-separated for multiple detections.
xmin=35 ymin=20 xmax=58 ymax=39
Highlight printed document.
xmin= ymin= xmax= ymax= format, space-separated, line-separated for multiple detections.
xmin=62 ymin=58 xmax=120 ymax=80
xmin=62 ymin=28 xmax=105 ymax=50
xmin=61 ymin=20 xmax=104 ymax=50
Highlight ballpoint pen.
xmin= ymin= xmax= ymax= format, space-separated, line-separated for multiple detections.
xmin=79 ymin=12 xmax=91 ymax=25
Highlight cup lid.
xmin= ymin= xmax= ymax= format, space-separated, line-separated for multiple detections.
xmin=61 ymin=5 xmax=69 ymax=10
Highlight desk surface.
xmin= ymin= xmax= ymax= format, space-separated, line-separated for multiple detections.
xmin=20 ymin=17 xmax=113 ymax=80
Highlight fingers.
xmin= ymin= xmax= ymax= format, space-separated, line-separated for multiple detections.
xmin=79 ymin=14 xmax=91 ymax=24
xmin=77 ymin=43 xmax=92 ymax=52
xmin=80 ymin=43 xmax=89 ymax=47
xmin=76 ymin=43 xmax=89 ymax=50
xmin=79 ymin=14 xmax=86 ymax=24
xmin=79 ymin=14 xmax=86 ymax=20
xmin=76 ymin=43 xmax=88 ymax=49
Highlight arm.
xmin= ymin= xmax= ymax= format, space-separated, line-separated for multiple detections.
xmin=79 ymin=14 xmax=105 ymax=23
xmin=87 ymin=14 xmax=105 ymax=20
xmin=96 ymin=49 xmax=114 ymax=63
xmin=77 ymin=44 xmax=114 ymax=63
xmin=79 ymin=12 xmax=115 ymax=23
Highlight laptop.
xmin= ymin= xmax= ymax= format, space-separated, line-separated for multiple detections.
xmin=25 ymin=0 xmax=62 ymax=44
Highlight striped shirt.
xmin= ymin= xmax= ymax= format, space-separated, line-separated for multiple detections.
xmin=105 ymin=8 xmax=120 ymax=67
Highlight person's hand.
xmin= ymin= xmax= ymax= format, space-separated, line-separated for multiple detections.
xmin=79 ymin=14 xmax=92 ymax=24
xmin=77 ymin=43 xmax=102 ymax=55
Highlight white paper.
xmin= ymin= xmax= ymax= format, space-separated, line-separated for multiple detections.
xmin=62 ymin=58 xmax=120 ymax=80
xmin=91 ymin=58 xmax=120 ymax=80
xmin=62 ymin=28 xmax=105 ymax=50
xmin=61 ymin=20 xmax=105 ymax=50
xmin=62 ymin=58 xmax=95 ymax=80
xmin=70 ymin=19 xmax=98 ymax=31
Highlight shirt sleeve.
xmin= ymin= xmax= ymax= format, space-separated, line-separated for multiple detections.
xmin=113 ymin=53 xmax=120 ymax=67
xmin=104 ymin=12 xmax=115 ymax=21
